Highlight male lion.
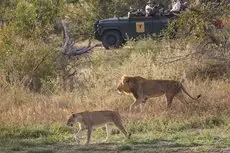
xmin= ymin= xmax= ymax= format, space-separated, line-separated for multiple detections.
xmin=67 ymin=110 xmax=130 ymax=145
xmin=117 ymin=75 xmax=201 ymax=111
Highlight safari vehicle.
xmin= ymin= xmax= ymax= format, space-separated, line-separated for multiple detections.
xmin=94 ymin=10 xmax=173 ymax=49
xmin=94 ymin=8 xmax=224 ymax=49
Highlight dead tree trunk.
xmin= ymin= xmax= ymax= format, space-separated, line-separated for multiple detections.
xmin=59 ymin=20 xmax=100 ymax=91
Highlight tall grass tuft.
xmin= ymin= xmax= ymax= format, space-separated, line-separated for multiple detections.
xmin=0 ymin=37 xmax=230 ymax=125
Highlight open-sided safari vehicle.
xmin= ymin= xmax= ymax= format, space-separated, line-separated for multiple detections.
xmin=94 ymin=8 xmax=175 ymax=49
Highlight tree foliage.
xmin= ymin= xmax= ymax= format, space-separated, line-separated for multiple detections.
xmin=0 ymin=0 xmax=229 ymax=92
xmin=0 ymin=0 xmax=64 ymax=88
xmin=165 ymin=0 xmax=230 ymax=41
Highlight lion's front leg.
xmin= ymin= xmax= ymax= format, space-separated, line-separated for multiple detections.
xmin=130 ymin=85 xmax=147 ymax=112
xmin=139 ymin=103 xmax=146 ymax=112
xmin=130 ymin=99 xmax=144 ymax=112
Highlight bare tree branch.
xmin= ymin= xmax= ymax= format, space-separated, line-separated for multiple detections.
xmin=61 ymin=19 xmax=101 ymax=57
xmin=161 ymin=41 xmax=212 ymax=65
xmin=32 ymin=52 xmax=50 ymax=73
xmin=66 ymin=69 xmax=77 ymax=78
xmin=61 ymin=19 xmax=69 ymax=53
xmin=62 ymin=43 xmax=102 ymax=56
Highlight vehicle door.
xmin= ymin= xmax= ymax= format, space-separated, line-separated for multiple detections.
xmin=128 ymin=16 xmax=153 ymax=38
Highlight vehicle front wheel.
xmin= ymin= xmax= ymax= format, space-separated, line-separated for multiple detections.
xmin=101 ymin=30 xmax=123 ymax=49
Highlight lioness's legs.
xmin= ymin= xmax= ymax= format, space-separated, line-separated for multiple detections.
xmin=113 ymin=118 xmax=128 ymax=138
xmin=74 ymin=124 xmax=85 ymax=144
xmin=104 ymin=124 xmax=112 ymax=142
xmin=74 ymin=128 xmax=83 ymax=144
xmin=85 ymin=127 xmax=92 ymax=145
xmin=166 ymin=93 xmax=175 ymax=108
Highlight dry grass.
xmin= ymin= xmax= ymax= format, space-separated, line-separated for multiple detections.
xmin=0 ymin=38 xmax=230 ymax=125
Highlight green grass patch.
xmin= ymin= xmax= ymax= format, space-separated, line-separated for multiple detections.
xmin=117 ymin=144 xmax=133 ymax=151
xmin=0 ymin=119 xmax=230 ymax=153
xmin=27 ymin=150 xmax=54 ymax=153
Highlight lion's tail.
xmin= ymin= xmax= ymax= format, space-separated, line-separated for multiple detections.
xmin=181 ymin=84 xmax=201 ymax=100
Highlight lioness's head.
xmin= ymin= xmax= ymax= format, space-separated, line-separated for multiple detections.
xmin=67 ymin=113 xmax=83 ymax=127
xmin=117 ymin=75 xmax=132 ymax=94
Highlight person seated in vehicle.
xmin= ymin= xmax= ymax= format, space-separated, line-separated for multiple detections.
xmin=145 ymin=0 xmax=156 ymax=17
xmin=128 ymin=6 xmax=145 ymax=17
xmin=128 ymin=6 xmax=135 ymax=17
xmin=170 ymin=0 xmax=181 ymax=13
xmin=180 ymin=0 xmax=188 ymax=11
xmin=155 ymin=2 xmax=166 ymax=16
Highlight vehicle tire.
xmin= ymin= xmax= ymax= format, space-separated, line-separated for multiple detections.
xmin=101 ymin=30 xmax=123 ymax=49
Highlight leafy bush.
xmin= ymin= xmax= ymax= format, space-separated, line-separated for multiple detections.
xmin=165 ymin=1 xmax=230 ymax=41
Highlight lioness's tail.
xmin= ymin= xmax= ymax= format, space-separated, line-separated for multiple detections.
xmin=181 ymin=84 xmax=201 ymax=100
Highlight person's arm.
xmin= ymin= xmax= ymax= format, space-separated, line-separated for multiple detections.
xmin=145 ymin=5 xmax=153 ymax=12
xmin=170 ymin=2 xmax=181 ymax=12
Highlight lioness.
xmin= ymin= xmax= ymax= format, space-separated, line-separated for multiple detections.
xmin=117 ymin=75 xmax=201 ymax=111
xmin=67 ymin=110 xmax=130 ymax=145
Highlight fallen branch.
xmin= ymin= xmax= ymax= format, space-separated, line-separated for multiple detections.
xmin=61 ymin=20 xmax=101 ymax=57
xmin=62 ymin=43 xmax=102 ymax=56
xmin=161 ymin=41 xmax=212 ymax=65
